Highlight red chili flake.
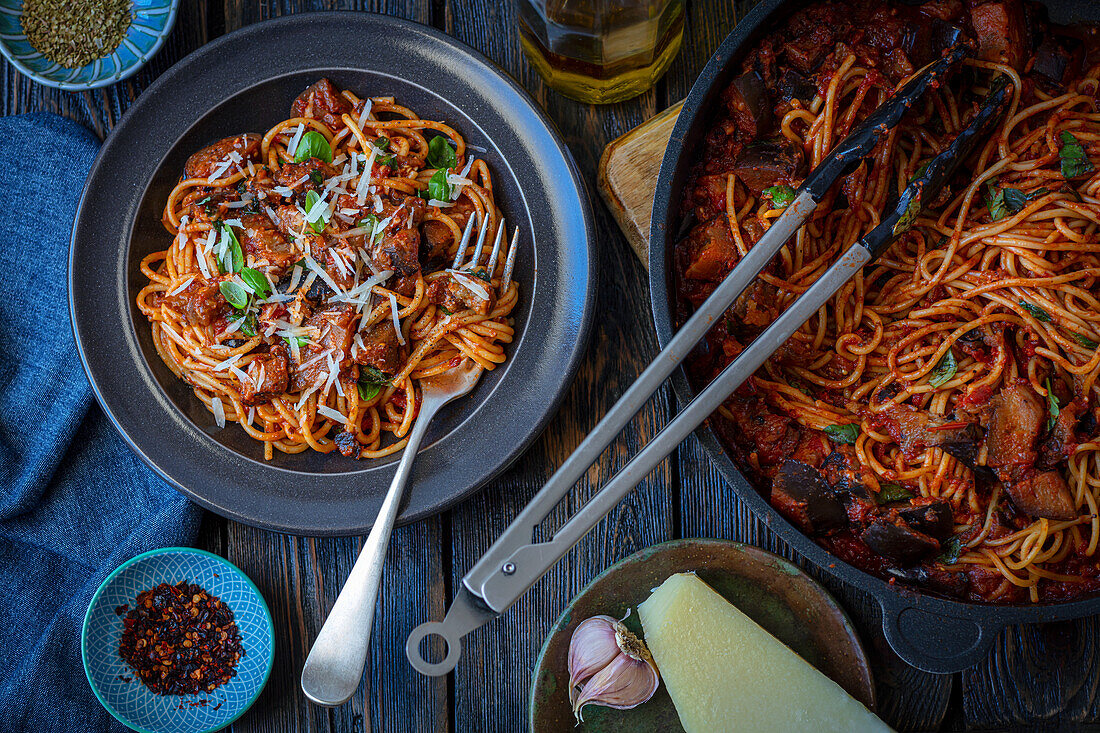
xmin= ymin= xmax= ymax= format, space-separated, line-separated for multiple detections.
xmin=118 ymin=581 xmax=245 ymax=696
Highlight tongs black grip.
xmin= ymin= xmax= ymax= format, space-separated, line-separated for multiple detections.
xmin=802 ymin=42 xmax=969 ymax=201
xmin=861 ymin=75 xmax=1013 ymax=256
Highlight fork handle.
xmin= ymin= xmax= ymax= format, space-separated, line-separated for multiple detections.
xmin=301 ymin=397 xmax=442 ymax=707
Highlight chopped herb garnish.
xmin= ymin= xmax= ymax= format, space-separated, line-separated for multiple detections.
xmin=357 ymin=382 xmax=381 ymax=401
xmin=875 ymin=483 xmax=914 ymax=504
xmin=304 ymin=190 xmax=328 ymax=233
xmin=219 ymin=281 xmax=249 ymax=310
xmin=438 ymin=305 xmax=452 ymax=315
xmin=293 ymin=130 xmax=333 ymax=163
xmin=358 ymin=214 xmax=382 ymax=242
xmin=763 ymin=184 xmax=796 ymax=209
xmin=1046 ymin=377 xmax=1061 ymax=431
xmin=239 ymin=267 xmax=271 ymax=299
xmin=360 ymin=366 xmax=393 ymax=386
xmin=893 ymin=190 xmax=921 ymax=235
xmin=1019 ymin=300 xmax=1053 ymax=322
xmin=1070 ymin=331 xmax=1099 ymax=349
xmin=1059 ymin=131 xmax=1094 ymax=179
xmin=426 ymin=135 xmax=458 ymax=170
xmin=309 ymin=169 xmax=323 ymax=186
xmin=937 ymin=535 xmax=963 ymax=565
xmin=373 ymin=136 xmax=390 ymax=151
xmin=985 ymin=183 xmax=1008 ymax=221
xmin=823 ymin=423 xmax=860 ymax=444
xmin=217 ymin=223 xmax=243 ymax=274
xmin=237 ymin=312 xmax=258 ymax=338
xmin=427 ymin=168 xmax=451 ymax=202
xmin=928 ymin=350 xmax=957 ymax=388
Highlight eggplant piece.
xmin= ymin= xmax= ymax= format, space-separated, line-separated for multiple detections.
xmin=873 ymin=403 xmax=981 ymax=460
xmin=1030 ymin=34 xmax=1083 ymax=90
xmin=896 ymin=501 xmax=954 ymax=540
xmin=861 ymin=520 xmax=940 ymax=566
xmin=820 ymin=448 xmax=872 ymax=501
xmin=727 ymin=71 xmax=771 ymax=137
xmin=1004 ymin=469 xmax=1077 ymax=521
xmin=770 ymin=460 xmax=848 ymax=535
xmin=732 ymin=139 xmax=805 ymax=194
xmin=986 ymin=382 xmax=1044 ymax=468
xmin=775 ymin=68 xmax=815 ymax=105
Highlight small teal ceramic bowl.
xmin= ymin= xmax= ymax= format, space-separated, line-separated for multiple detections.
xmin=0 ymin=0 xmax=178 ymax=90
xmin=82 ymin=548 xmax=274 ymax=733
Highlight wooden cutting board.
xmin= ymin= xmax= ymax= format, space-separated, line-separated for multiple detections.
xmin=597 ymin=101 xmax=683 ymax=269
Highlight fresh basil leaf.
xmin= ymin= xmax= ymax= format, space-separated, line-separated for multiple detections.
xmin=823 ymin=423 xmax=860 ymax=444
xmin=937 ymin=535 xmax=962 ymax=565
xmin=875 ymin=483 xmax=914 ymax=504
xmin=763 ymin=184 xmax=796 ymax=208
xmin=1019 ymin=300 xmax=1053 ymax=322
xmin=1071 ymin=331 xmax=1099 ymax=349
xmin=928 ymin=350 xmax=957 ymax=388
xmin=305 ymin=190 xmax=328 ymax=233
xmin=893 ymin=190 xmax=922 ymax=235
xmin=219 ymin=281 xmax=249 ymax=310
xmin=217 ymin=222 xmax=244 ymax=274
xmin=238 ymin=311 xmax=258 ymax=337
xmin=309 ymin=169 xmax=323 ymax=186
xmin=293 ymin=130 xmax=333 ymax=163
xmin=1002 ymin=187 xmax=1028 ymax=214
xmin=985 ymin=183 xmax=1008 ymax=221
xmin=239 ymin=267 xmax=271 ymax=299
xmin=373 ymin=136 xmax=390 ymax=152
xmin=426 ymin=135 xmax=457 ymax=170
xmin=1059 ymin=131 xmax=1094 ymax=179
xmin=360 ymin=365 xmax=393 ymax=386
xmin=357 ymin=381 xmax=381 ymax=401
xmin=284 ymin=335 xmax=309 ymax=349
xmin=358 ymin=214 xmax=381 ymax=242
xmin=427 ymin=168 xmax=451 ymax=202
xmin=1046 ymin=377 xmax=1061 ymax=431
xmin=1028 ymin=187 xmax=1050 ymax=201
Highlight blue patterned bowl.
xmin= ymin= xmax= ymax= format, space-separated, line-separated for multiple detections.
xmin=0 ymin=0 xmax=178 ymax=90
xmin=82 ymin=548 xmax=274 ymax=733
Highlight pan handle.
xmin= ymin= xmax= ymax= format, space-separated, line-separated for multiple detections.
xmin=879 ymin=601 xmax=1001 ymax=674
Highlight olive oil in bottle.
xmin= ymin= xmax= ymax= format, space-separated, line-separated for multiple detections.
xmin=516 ymin=0 xmax=684 ymax=104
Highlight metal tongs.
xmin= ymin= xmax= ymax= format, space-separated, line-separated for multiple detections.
xmin=407 ymin=42 xmax=1010 ymax=676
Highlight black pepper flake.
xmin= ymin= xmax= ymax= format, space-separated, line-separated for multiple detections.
xmin=118 ymin=581 xmax=244 ymax=696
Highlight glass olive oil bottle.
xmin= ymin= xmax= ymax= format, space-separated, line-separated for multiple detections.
xmin=516 ymin=0 xmax=684 ymax=104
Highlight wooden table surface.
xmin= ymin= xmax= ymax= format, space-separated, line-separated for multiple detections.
xmin=9 ymin=0 xmax=1100 ymax=730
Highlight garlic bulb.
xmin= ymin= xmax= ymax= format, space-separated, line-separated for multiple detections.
xmin=567 ymin=612 xmax=660 ymax=722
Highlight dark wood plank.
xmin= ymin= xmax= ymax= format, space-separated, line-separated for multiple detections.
xmin=660 ymin=1 xmax=953 ymax=730
xmin=440 ymin=2 xmax=675 ymax=730
xmin=962 ymin=620 xmax=1100 ymax=730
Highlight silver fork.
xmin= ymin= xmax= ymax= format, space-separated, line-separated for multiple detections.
xmin=300 ymin=214 xmax=517 ymax=707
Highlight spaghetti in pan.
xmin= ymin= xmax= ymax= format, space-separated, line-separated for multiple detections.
xmin=136 ymin=79 xmax=519 ymax=461
xmin=674 ymin=1 xmax=1100 ymax=602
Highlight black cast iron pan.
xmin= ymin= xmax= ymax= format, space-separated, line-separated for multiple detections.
xmin=70 ymin=13 xmax=596 ymax=536
xmin=649 ymin=0 xmax=1100 ymax=673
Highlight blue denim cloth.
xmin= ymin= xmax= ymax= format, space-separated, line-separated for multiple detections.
xmin=0 ymin=113 xmax=202 ymax=731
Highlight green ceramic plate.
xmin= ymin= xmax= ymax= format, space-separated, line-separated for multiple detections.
xmin=529 ymin=539 xmax=874 ymax=732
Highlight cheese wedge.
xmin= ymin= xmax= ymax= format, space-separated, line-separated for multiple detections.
xmin=637 ymin=572 xmax=892 ymax=733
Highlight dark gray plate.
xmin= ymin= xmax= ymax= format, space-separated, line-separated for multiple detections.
xmin=69 ymin=12 xmax=595 ymax=536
